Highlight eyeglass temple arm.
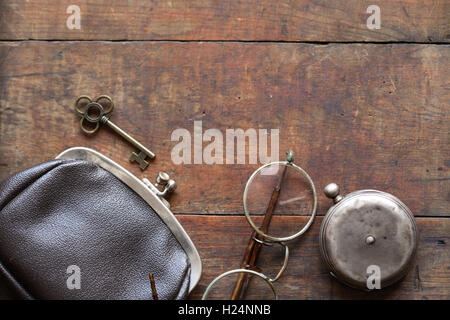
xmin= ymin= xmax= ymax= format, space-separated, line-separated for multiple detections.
xmin=230 ymin=165 xmax=287 ymax=300
xmin=149 ymin=274 xmax=158 ymax=300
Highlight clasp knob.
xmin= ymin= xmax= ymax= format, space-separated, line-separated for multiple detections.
xmin=142 ymin=172 xmax=177 ymax=208
xmin=324 ymin=183 xmax=343 ymax=204
xmin=155 ymin=172 xmax=177 ymax=196
xmin=155 ymin=172 xmax=170 ymax=186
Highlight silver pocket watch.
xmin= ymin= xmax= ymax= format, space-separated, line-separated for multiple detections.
xmin=320 ymin=183 xmax=418 ymax=290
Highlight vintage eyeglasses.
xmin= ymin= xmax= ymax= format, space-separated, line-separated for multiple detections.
xmin=202 ymin=151 xmax=317 ymax=300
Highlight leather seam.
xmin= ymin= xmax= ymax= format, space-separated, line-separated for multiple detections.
xmin=0 ymin=261 xmax=34 ymax=299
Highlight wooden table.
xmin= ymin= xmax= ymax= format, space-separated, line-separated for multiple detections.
xmin=0 ymin=1 xmax=448 ymax=299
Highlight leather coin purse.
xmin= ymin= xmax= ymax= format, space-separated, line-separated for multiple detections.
xmin=0 ymin=147 xmax=201 ymax=299
xmin=319 ymin=183 xmax=417 ymax=290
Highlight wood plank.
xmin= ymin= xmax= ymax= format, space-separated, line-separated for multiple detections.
xmin=178 ymin=215 xmax=450 ymax=300
xmin=0 ymin=42 xmax=448 ymax=216
xmin=0 ymin=1 xmax=448 ymax=42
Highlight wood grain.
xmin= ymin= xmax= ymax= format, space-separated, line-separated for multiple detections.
xmin=179 ymin=215 xmax=450 ymax=300
xmin=0 ymin=2 xmax=448 ymax=300
xmin=0 ymin=42 xmax=448 ymax=216
xmin=0 ymin=0 xmax=448 ymax=42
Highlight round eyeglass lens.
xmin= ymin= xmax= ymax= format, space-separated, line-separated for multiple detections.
xmin=244 ymin=163 xmax=316 ymax=240
xmin=202 ymin=269 xmax=277 ymax=300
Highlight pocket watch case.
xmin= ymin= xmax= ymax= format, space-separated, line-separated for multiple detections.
xmin=319 ymin=183 xmax=418 ymax=290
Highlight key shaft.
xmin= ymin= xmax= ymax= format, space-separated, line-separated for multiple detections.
xmin=102 ymin=116 xmax=155 ymax=159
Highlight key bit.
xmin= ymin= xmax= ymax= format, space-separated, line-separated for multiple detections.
xmin=130 ymin=151 xmax=149 ymax=170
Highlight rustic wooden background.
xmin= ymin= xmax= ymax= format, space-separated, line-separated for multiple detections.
xmin=0 ymin=1 xmax=448 ymax=299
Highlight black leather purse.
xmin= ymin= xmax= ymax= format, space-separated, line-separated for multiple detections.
xmin=0 ymin=147 xmax=201 ymax=300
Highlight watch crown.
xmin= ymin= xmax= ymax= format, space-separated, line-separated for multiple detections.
xmin=324 ymin=183 xmax=343 ymax=204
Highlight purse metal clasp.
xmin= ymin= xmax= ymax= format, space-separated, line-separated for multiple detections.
xmin=142 ymin=172 xmax=177 ymax=208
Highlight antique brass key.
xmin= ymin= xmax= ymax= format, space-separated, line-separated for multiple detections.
xmin=74 ymin=95 xmax=155 ymax=170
